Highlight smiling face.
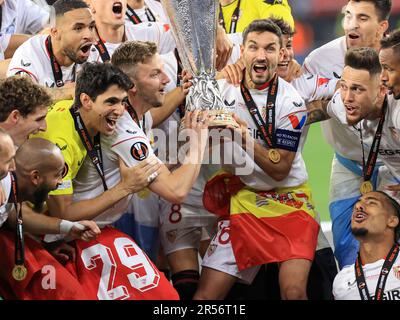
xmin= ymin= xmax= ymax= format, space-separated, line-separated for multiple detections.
xmin=343 ymin=1 xmax=387 ymax=50
xmin=340 ymin=66 xmax=381 ymax=125
xmin=54 ymin=8 xmax=96 ymax=64
xmin=277 ymin=34 xmax=294 ymax=79
xmin=82 ymin=84 xmax=127 ymax=136
xmin=132 ymin=54 xmax=170 ymax=109
xmin=241 ymin=31 xmax=282 ymax=88
xmin=352 ymin=192 xmax=399 ymax=241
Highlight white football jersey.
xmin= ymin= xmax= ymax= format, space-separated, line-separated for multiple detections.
xmin=333 ymin=254 xmax=400 ymax=300
xmin=303 ymin=36 xmax=347 ymax=150
xmin=0 ymin=173 xmax=12 ymax=228
xmin=292 ymin=74 xmax=338 ymax=104
xmin=89 ymin=22 xmax=176 ymax=63
xmin=125 ymin=0 xmax=170 ymax=25
xmin=217 ymin=78 xmax=308 ymax=190
xmin=7 ymin=35 xmax=77 ymax=87
xmin=72 ymin=110 xmax=154 ymax=227
xmin=0 ymin=0 xmax=49 ymax=59
xmin=378 ymin=95 xmax=400 ymax=182
xmin=326 ymin=90 xmax=379 ymax=163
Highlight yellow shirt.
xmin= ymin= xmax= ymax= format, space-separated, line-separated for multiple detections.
xmin=33 ymin=100 xmax=86 ymax=196
xmin=220 ymin=0 xmax=294 ymax=33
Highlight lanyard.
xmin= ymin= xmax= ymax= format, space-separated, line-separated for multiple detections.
xmin=126 ymin=4 xmax=156 ymax=24
xmin=70 ymin=107 xmax=108 ymax=191
xmin=355 ymin=243 xmax=399 ymax=300
xmin=45 ymin=36 xmax=76 ymax=87
xmin=125 ymin=100 xmax=146 ymax=135
xmin=10 ymin=173 xmax=24 ymax=268
xmin=359 ymin=97 xmax=387 ymax=183
xmin=219 ymin=0 xmax=241 ymax=34
xmin=94 ymin=27 xmax=111 ymax=63
xmin=240 ymin=73 xmax=278 ymax=148
xmin=174 ymin=48 xmax=185 ymax=119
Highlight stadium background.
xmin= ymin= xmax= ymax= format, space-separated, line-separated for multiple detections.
xmin=292 ymin=0 xmax=400 ymax=222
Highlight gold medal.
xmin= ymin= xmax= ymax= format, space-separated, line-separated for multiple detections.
xmin=12 ymin=265 xmax=27 ymax=281
xmin=268 ymin=149 xmax=281 ymax=164
xmin=360 ymin=181 xmax=373 ymax=195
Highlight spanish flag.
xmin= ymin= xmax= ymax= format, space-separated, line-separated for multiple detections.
xmin=203 ymin=172 xmax=319 ymax=271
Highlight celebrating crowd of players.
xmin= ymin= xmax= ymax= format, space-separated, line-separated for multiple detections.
xmin=0 ymin=0 xmax=400 ymax=301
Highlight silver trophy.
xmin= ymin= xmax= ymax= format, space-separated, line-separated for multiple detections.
xmin=161 ymin=0 xmax=235 ymax=127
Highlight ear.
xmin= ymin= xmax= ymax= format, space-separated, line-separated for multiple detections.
xmin=7 ymin=110 xmax=21 ymax=124
xmin=240 ymin=44 xmax=244 ymax=59
xmin=388 ymin=215 xmax=399 ymax=230
xmin=129 ymin=82 xmax=137 ymax=95
xmin=50 ymin=26 xmax=59 ymax=40
xmin=80 ymin=93 xmax=93 ymax=111
xmin=30 ymin=170 xmax=40 ymax=187
xmin=379 ymin=20 xmax=389 ymax=37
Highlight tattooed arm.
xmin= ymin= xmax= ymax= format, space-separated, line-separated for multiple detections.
xmin=306 ymin=99 xmax=330 ymax=125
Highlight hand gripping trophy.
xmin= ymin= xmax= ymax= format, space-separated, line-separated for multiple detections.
xmin=161 ymin=0 xmax=236 ymax=128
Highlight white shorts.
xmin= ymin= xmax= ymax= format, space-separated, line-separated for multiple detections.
xmin=201 ymin=219 xmax=260 ymax=285
xmin=159 ymin=200 xmax=218 ymax=255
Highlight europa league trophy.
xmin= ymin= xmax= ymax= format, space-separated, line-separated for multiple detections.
xmin=161 ymin=0 xmax=236 ymax=128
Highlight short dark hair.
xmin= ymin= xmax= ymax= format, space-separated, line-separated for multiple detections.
xmin=344 ymin=47 xmax=382 ymax=75
xmin=0 ymin=76 xmax=52 ymax=122
xmin=349 ymin=0 xmax=392 ymax=21
xmin=74 ymin=62 xmax=132 ymax=108
xmin=53 ymin=0 xmax=89 ymax=17
xmin=376 ymin=191 xmax=400 ymax=241
xmin=380 ymin=28 xmax=400 ymax=58
xmin=112 ymin=41 xmax=158 ymax=77
xmin=242 ymin=19 xmax=283 ymax=47
xmin=268 ymin=17 xmax=295 ymax=37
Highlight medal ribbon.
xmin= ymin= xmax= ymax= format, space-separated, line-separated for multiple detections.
xmin=45 ymin=36 xmax=76 ymax=87
xmin=360 ymin=96 xmax=387 ymax=184
xmin=240 ymin=72 xmax=278 ymax=148
xmin=126 ymin=4 xmax=156 ymax=24
xmin=355 ymin=243 xmax=399 ymax=300
xmin=70 ymin=107 xmax=108 ymax=191
xmin=94 ymin=27 xmax=111 ymax=63
xmin=125 ymin=99 xmax=146 ymax=135
xmin=174 ymin=48 xmax=186 ymax=119
xmin=10 ymin=172 xmax=25 ymax=268
xmin=219 ymin=0 xmax=241 ymax=34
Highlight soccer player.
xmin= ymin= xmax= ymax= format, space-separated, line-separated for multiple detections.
xmin=7 ymin=0 xmax=96 ymax=101
xmin=194 ymin=19 xmax=318 ymax=300
xmin=303 ymin=0 xmax=392 ymax=269
xmin=35 ymin=62 xmax=180 ymax=300
xmin=0 ymin=137 xmax=101 ymax=300
xmin=333 ymin=191 xmax=400 ymax=300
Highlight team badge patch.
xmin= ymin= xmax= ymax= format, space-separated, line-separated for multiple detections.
xmin=130 ymin=142 xmax=149 ymax=161
xmin=207 ymin=244 xmax=217 ymax=257
xmin=166 ymin=230 xmax=177 ymax=243
xmin=393 ymin=265 xmax=400 ymax=280
xmin=288 ymin=113 xmax=306 ymax=130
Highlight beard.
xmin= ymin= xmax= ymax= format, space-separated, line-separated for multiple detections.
xmin=32 ymin=185 xmax=52 ymax=212
xmin=351 ymin=227 xmax=369 ymax=238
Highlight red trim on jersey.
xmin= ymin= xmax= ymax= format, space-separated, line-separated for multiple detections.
xmin=111 ymin=136 xmax=147 ymax=148
xmin=9 ymin=68 xmax=39 ymax=83
xmin=279 ymin=109 xmax=308 ymax=120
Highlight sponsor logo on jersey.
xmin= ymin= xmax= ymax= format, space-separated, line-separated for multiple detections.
xmin=372 ymin=289 xmax=400 ymax=300
xmin=306 ymin=74 xmax=314 ymax=80
xmin=378 ymin=149 xmax=400 ymax=156
xmin=224 ymin=99 xmax=235 ymax=107
xmin=317 ymin=77 xmax=329 ymax=87
xmin=288 ymin=113 xmax=306 ymax=130
xmin=163 ymin=23 xmax=170 ymax=32
xmin=333 ymin=72 xmax=341 ymax=79
xmin=130 ymin=142 xmax=149 ymax=161
xmin=263 ymin=0 xmax=282 ymax=4
xmin=126 ymin=129 xmax=138 ymax=135
xmin=56 ymin=143 xmax=67 ymax=151
xmin=292 ymin=101 xmax=304 ymax=108
xmin=21 ymin=59 xmax=31 ymax=67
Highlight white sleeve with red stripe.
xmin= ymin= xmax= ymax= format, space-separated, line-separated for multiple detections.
xmin=292 ymin=74 xmax=338 ymax=103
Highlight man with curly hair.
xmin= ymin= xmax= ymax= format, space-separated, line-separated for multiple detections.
xmin=0 ymin=76 xmax=52 ymax=147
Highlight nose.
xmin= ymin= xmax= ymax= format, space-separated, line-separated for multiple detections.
xmin=345 ymin=14 xmax=359 ymax=31
xmin=381 ymin=69 xmax=388 ymax=84
xmin=83 ymin=26 xmax=95 ymax=42
xmin=281 ymin=47 xmax=289 ymax=61
xmin=343 ymin=88 xmax=354 ymax=103
xmin=39 ymin=119 xmax=47 ymax=132
xmin=162 ymin=72 xmax=170 ymax=85
xmin=354 ymin=199 xmax=365 ymax=212
xmin=256 ymin=48 xmax=268 ymax=61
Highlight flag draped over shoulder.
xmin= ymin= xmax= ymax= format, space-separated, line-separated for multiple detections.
xmin=203 ymin=171 xmax=319 ymax=271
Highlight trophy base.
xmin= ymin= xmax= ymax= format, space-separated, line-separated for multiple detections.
xmin=180 ymin=110 xmax=237 ymax=130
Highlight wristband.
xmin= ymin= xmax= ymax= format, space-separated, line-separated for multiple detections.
xmin=59 ymin=220 xmax=85 ymax=234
